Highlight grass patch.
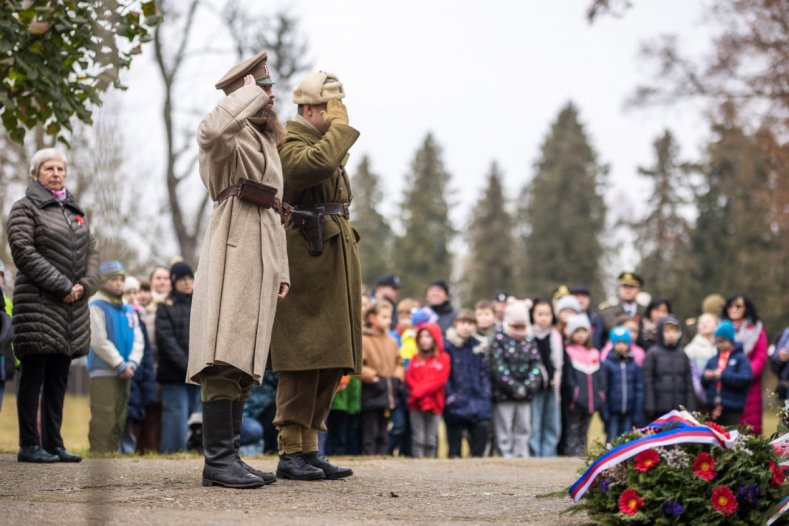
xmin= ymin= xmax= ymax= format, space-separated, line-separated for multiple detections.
xmin=0 ymin=393 xmax=779 ymax=457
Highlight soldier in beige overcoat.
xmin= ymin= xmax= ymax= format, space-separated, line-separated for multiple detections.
xmin=269 ymin=71 xmax=359 ymax=481
xmin=187 ymin=52 xmax=289 ymax=489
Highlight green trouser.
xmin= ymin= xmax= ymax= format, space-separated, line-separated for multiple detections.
xmin=273 ymin=369 xmax=344 ymax=455
xmin=89 ymin=376 xmax=131 ymax=453
xmin=198 ymin=363 xmax=255 ymax=402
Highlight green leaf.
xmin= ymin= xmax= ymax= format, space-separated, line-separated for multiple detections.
xmin=141 ymin=1 xmax=157 ymax=17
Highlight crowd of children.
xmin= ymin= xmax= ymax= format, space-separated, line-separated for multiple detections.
xmin=317 ymin=275 xmax=781 ymax=460
xmin=1 ymin=258 xmax=784 ymax=460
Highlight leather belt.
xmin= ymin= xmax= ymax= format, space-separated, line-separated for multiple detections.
xmin=215 ymin=183 xmax=293 ymax=225
xmin=215 ymin=184 xmax=247 ymax=205
xmin=313 ymin=203 xmax=350 ymax=219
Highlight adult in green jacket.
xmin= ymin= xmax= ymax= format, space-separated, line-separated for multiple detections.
xmin=270 ymin=71 xmax=360 ymax=481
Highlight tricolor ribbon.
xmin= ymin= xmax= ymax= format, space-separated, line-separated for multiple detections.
xmin=569 ymin=410 xmax=738 ymax=502
xmin=766 ymin=495 xmax=789 ymax=526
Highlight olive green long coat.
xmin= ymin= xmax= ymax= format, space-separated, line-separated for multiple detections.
xmin=269 ymin=118 xmax=362 ymax=374
xmin=187 ymin=84 xmax=290 ymax=385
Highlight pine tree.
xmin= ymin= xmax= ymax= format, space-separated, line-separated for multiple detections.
xmin=350 ymin=155 xmax=394 ymax=287
xmin=519 ymin=103 xmax=607 ymax=299
xmin=393 ymin=133 xmax=455 ymax=299
xmin=465 ymin=161 xmax=515 ymax=304
xmin=681 ymin=111 xmax=782 ymax=328
xmin=632 ymin=130 xmax=692 ymax=311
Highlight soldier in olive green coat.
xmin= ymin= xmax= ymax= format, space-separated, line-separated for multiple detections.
xmin=270 ymin=71 xmax=359 ymax=481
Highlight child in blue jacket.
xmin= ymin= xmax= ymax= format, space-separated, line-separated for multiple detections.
xmin=601 ymin=326 xmax=644 ymax=441
xmin=702 ymin=320 xmax=753 ymax=426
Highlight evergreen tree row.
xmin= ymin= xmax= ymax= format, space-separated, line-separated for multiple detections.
xmin=350 ymin=102 xmax=788 ymax=333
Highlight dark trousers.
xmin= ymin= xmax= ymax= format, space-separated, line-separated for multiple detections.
xmin=361 ymin=408 xmax=389 ymax=455
xmin=446 ymin=420 xmax=490 ymax=458
xmin=325 ymin=410 xmax=361 ymax=455
xmin=387 ymin=388 xmax=412 ymax=456
xmin=17 ymin=354 xmax=71 ymax=448
xmin=563 ymin=411 xmax=592 ymax=457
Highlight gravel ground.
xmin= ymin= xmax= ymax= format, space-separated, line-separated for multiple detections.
xmin=0 ymin=454 xmax=590 ymax=525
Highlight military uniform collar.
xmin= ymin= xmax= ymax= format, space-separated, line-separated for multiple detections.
xmin=292 ymin=114 xmax=323 ymax=138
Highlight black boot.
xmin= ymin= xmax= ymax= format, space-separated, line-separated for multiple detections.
xmin=202 ymin=400 xmax=265 ymax=488
xmin=232 ymin=400 xmax=276 ymax=485
xmin=18 ymin=445 xmax=58 ymax=463
xmin=44 ymin=447 xmax=82 ymax=463
xmin=303 ymin=451 xmax=353 ymax=480
xmin=276 ymin=453 xmax=326 ymax=481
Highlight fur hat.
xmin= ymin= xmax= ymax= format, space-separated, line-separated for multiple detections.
xmin=292 ymin=71 xmax=345 ymax=105
xmin=555 ymin=294 xmax=582 ymax=314
xmin=565 ymin=314 xmax=592 ymax=337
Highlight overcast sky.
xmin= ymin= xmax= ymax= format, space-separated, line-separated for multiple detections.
xmin=119 ymin=0 xmax=716 ymax=292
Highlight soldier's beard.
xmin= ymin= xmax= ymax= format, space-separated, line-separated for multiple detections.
xmin=253 ymin=103 xmax=286 ymax=145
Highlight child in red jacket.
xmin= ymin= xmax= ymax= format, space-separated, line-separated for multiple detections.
xmin=405 ymin=322 xmax=451 ymax=458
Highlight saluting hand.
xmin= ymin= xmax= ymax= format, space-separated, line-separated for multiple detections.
xmin=320 ymin=98 xmax=349 ymax=127
xmin=243 ymin=74 xmax=255 ymax=86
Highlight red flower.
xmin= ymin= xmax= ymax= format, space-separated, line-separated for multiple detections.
xmin=710 ymin=485 xmax=738 ymax=516
xmin=634 ymin=449 xmax=660 ymax=472
xmin=705 ymin=420 xmax=728 ymax=436
xmin=618 ymin=489 xmax=644 ymax=515
xmin=74 ymin=215 xmax=84 ymax=226
xmin=693 ymin=452 xmax=717 ymax=481
xmin=770 ymin=460 xmax=786 ymax=486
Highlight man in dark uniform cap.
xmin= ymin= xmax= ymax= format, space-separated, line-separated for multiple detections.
xmin=600 ymin=272 xmax=646 ymax=338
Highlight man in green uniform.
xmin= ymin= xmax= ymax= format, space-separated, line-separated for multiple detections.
xmin=270 ymin=71 xmax=360 ymax=480
xmin=600 ymin=272 xmax=646 ymax=336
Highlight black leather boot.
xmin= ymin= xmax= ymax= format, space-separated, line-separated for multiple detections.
xmin=18 ymin=445 xmax=58 ymax=463
xmin=45 ymin=447 xmax=82 ymax=463
xmin=276 ymin=453 xmax=326 ymax=481
xmin=303 ymin=451 xmax=353 ymax=480
xmin=232 ymin=400 xmax=276 ymax=485
xmin=202 ymin=400 xmax=265 ymax=488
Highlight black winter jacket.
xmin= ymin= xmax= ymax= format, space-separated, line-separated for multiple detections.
xmin=7 ymin=182 xmax=99 ymax=358
xmin=642 ymin=316 xmax=696 ymax=415
xmin=155 ymin=291 xmax=193 ymax=384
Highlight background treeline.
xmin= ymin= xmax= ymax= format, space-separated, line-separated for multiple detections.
xmin=351 ymin=102 xmax=788 ymax=334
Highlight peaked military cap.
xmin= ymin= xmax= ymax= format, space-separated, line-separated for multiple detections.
xmin=215 ymin=51 xmax=273 ymax=95
xmin=617 ymin=272 xmax=644 ymax=288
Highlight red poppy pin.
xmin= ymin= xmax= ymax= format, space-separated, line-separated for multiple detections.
xmin=75 ymin=215 xmax=84 ymax=226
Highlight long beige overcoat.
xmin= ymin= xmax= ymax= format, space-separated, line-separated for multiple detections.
xmin=187 ymin=84 xmax=289 ymax=384
xmin=269 ymin=118 xmax=362 ymax=374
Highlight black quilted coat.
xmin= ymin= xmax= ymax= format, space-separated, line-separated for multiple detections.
xmin=7 ymin=182 xmax=99 ymax=359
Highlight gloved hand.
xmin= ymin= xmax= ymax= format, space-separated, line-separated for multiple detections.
xmin=321 ymin=98 xmax=349 ymax=127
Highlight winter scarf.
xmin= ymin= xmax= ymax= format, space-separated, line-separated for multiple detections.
xmin=734 ymin=320 xmax=764 ymax=356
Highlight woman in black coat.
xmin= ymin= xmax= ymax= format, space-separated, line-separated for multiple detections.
xmin=7 ymin=148 xmax=99 ymax=463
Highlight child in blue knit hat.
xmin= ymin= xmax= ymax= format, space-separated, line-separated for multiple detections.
xmin=702 ymin=320 xmax=752 ymax=426
xmin=601 ymin=326 xmax=644 ymax=441
xmin=88 ymin=261 xmax=145 ymax=452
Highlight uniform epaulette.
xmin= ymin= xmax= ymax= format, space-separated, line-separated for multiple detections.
xmin=598 ymin=301 xmax=611 ymax=311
